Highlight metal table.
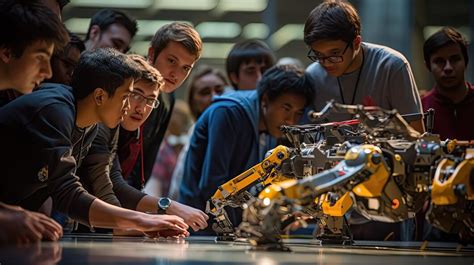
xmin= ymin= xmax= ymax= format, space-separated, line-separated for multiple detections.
xmin=0 ymin=234 xmax=472 ymax=264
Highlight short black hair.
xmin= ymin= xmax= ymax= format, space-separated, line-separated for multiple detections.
xmin=226 ymin=39 xmax=275 ymax=88
xmin=71 ymin=48 xmax=141 ymax=100
xmin=68 ymin=32 xmax=85 ymax=53
xmin=0 ymin=0 xmax=69 ymax=57
xmin=57 ymin=0 xmax=69 ymax=10
xmin=423 ymin=26 xmax=469 ymax=70
xmin=85 ymin=9 xmax=138 ymax=40
xmin=257 ymin=65 xmax=314 ymax=107
xmin=304 ymin=1 xmax=361 ymax=46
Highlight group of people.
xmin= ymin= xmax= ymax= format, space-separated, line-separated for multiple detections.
xmin=0 ymin=0 xmax=472 ymax=246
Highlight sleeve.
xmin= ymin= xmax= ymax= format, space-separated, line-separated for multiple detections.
xmin=110 ymin=155 xmax=147 ymax=210
xmin=198 ymin=107 xmax=240 ymax=201
xmin=31 ymin=104 xmax=96 ymax=225
xmin=77 ymin=124 xmax=121 ymax=207
xmin=388 ymin=62 xmax=423 ymax=116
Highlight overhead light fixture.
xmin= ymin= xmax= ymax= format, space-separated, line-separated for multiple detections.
xmin=201 ymin=42 xmax=235 ymax=59
xmin=64 ymin=18 xmax=91 ymax=34
xmin=215 ymin=0 xmax=268 ymax=13
xmin=136 ymin=20 xmax=191 ymax=36
xmin=70 ymin=0 xmax=152 ymax=8
xmin=269 ymin=24 xmax=304 ymax=50
xmin=154 ymin=0 xmax=217 ymax=10
xmin=423 ymin=26 xmax=471 ymax=41
xmin=64 ymin=18 xmax=191 ymax=37
xmin=196 ymin=22 xmax=241 ymax=39
xmin=242 ymin=23 xmax=269 ymax=39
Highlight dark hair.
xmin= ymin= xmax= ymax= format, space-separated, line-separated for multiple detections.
xmin=0 ymin=0 xmax=69 ymax=57
xmin=186 ymin=65 xmax=229 ymax=119
xmin=226 ymin=39 xmax=275 ymax=88
xmin=257 ymin=65 xmax=314 ymax=106
xmin=85 ymin=9 xmax=138 ymax=40
xmin=68 ymin=32 xmax=85 ymax=53
xmin=71 ymin=48 xmax=141 ymax=100
xmin=150 ymin=22 xmax=202 ymax=63
xmin=423 ymin=26 xmax=469 ymax=70
xmin=57 ymin=0 xmax=70 ymax=10
xmin=128 ymin=54 xmax=164 ymax=89
xmin=304 ymin=1 xmax=361 ymax=46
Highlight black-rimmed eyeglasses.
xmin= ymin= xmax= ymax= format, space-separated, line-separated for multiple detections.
xmin=130 ymin=92 xmax=160 ymax=109
xmin=307 ymin=43 xmax=351 ymax=64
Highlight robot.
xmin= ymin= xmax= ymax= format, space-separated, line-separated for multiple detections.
xmin=236 ymin=102 xmax=472 ymax=249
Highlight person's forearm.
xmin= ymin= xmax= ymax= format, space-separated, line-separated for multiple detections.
xmin=88 ymin=199 xmax=144 ymax=230
xmin=136 ymin=195 xmax=159 ymax=213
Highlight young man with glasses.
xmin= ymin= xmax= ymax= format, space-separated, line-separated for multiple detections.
xmin=303 ymin=1 xmax=424 ymax=241
xmin=304 ymin=1 xmax=424 ymax=133
xmin=78 ymin=54 xmax=208 ymax=234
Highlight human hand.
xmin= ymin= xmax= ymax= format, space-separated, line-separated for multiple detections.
xmin=0 ymin=203 xmax=63 ymax=246
xmin=166 ymin=200 xmax=209 ymax=232
xmin=137 ymin=213 xmax=190 ymax=237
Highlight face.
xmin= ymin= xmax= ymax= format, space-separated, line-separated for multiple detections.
xmin=261 ymin=93 xmax=306 ymax=138
xmin=429 ymin=43 xmax=466 ymax=90
xmin=88 ymin=24 xmax=132 ymax=53
xmin=148 ymin=41 xmax=197 ymax=93
xmin=0 ymin=40 xmax=54 ymax=93
xmin=97 ymin=77 xmax=134 ymax=128
xmin=231 ymin=60 xmax=270 ymax=90
xmin=309 ymin=39 xmax=357 ymax=77
xmin=192 ymin=73 xmax=225 ymax=117
xmin=121 ymin=80 xmax=160 ymax=131
xmin=49 ymin=46 xmax=81 ymax=85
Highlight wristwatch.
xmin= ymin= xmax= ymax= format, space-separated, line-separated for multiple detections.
xmin=157 ymin=197 xmax=172 ymax=214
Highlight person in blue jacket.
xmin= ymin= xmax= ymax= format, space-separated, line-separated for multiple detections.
xmin=179 ymin=64 xmax=315 ymax=234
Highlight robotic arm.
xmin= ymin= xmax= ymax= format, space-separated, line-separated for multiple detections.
xmin=206 ymin=145 xmax=292 ymax=240
xmin=238 ymin=145 xmax=392 ymax=246
xmin=428 ymin=141 xmax=474 ymax=244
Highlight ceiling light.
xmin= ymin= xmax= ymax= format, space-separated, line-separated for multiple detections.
xmin=269 ymin=24 xmax=304 ymax=50
xmin=242 ymin=23 xmax=269 ymax=39
xmin=196 ymin=22 xmax=241 ymax=39
xmin=70 ymin=0 xmax=152 ymax=8
xmin=154 ymin=0 xmax=217 ymax=10
xmin=201 ymin=42 xmax=235 ymax=59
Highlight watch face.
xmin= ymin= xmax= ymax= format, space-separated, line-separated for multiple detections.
xmin=159 ymin=197 xmax=171 ymax=209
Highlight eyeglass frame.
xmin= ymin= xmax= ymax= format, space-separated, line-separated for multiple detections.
xmin=307 ymin=42 xmax=351 ymax=64
xmin=129 ymin=91 xmax=160 ymax=109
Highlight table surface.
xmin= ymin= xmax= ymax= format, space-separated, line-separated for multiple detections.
xmin=0 ymin=234 xmax=472 ymax=264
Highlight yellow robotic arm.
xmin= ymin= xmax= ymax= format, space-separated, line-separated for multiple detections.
xmin=428 ymin=144 xmax=474 ymax=244
xmin=206 ymin=145 xmax=292 ymax=240
xmin=238 ymin=145 xmax=391 ymax=245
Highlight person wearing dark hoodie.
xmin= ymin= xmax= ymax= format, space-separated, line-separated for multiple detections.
xmin=77 ymin=55 xmax=208 ymax=233
xmin=179 ymin=65 xmax=315 ymax=234
xmin=0 ymin=0 xmax=68 ymax=246
xmin=0 ymin=48 xmax=189 ymax=237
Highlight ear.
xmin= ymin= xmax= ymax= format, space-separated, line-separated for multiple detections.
xmin=93 ymin=88 xmax=106 ymax=106
xmin=147 ymin=47 xmax=155 ymax=64
xmin=0 ymin=47 xmax=13 ymax=63
xmin=353 ymin=35 xmax=362 ymax=51
xmin=229 ymin=72 xmax=239 ymax=88
xmin=89 ymin=25 xmax=101 ymax=42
